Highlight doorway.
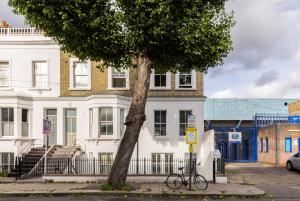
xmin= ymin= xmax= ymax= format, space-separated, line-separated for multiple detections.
xmin=44 ymin=109 xmax=57 ymax=146
xmin=65 ymin=109 xmax=76 ymax=146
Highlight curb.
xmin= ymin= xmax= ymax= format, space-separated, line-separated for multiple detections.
xmin=0 ymin=191 xmax=267 ymax=199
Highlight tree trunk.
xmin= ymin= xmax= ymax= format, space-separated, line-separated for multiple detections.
xmin=108 ymin=52 xmax=151 ymax=186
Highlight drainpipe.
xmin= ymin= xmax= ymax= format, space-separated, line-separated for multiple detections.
xmin=275 ymin=124 xmax=279 ymax=166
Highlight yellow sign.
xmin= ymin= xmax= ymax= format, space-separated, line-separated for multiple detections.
xmin=185 ymin=127 xmax=197 ymax=144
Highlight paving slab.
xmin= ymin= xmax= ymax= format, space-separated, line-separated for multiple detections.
xmin=0 ymin=182 xmax=265 ymax=199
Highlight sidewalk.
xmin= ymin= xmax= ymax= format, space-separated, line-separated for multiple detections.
xmin=0 ymin=179 xmax=265 ymax=199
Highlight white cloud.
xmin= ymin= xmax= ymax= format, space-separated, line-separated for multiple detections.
xmin=210 ymin=89 xmax=236 ymax=98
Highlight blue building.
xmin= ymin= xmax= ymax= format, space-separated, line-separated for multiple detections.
xmin=204 ymin=98 xmax=297 ymax=162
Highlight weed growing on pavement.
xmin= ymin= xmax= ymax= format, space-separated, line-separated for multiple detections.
xmin=100 ymin=182 xmax=134 ymax=191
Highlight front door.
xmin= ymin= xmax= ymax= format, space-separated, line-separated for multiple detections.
xmin=45 ymin=109 xmax=57 ymax=146
xmin=65 ymin=109 xmax=76 ymax=145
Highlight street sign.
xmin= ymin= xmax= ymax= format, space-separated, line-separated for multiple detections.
xmin=228 ymin=132 xmax=242 ymax=143
xmin=43 ymin=119 xmax=51 ymax=135
xmin=288 ymin=116 xmax=300 ymax=124
xmin=187 ymin=115 xmax=196 ymax=127
xmin=186 ymin=127 xmax=197 ymax=145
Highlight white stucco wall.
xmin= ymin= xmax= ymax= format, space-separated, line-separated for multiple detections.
xmin=0 ymin=44 xmax=60 ymax=97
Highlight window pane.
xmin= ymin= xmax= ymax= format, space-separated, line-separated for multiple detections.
xmin=154 ymin=74 xmax=166 ymax=87
xmin=99 ymin=108 xmax=107 ymax=121
xmin=66 ymin=109 xmax=76 ymax=117
xmin=0 ymin=62 xmax=9 ymax=87
xmin=106 ymin=123 xmax=113 ymax=135
xmin=112 ymin=78 xmax=126 ymax=88
xmin=161 ymin=111 xmax=166 ymax=123
xmin=2 ymin=108 xmax=8 ymax=121
xmin=179 ymin=72 xmax=192 ymax=88
xmin=22 ymin=109 xmax=28 ymax=123
xmin=100 ymin=123 xmax=107 ymax=134
xmin=154 ymin=111 xmax=161 ymax=123
xmin=106 ymin=108 xmax=113 ymax=121
xmin=180 ymin=124 xmax=186 ymax=136
xmin=180 ymin=111 xmax=186 ymax=123
xmin=120 ymin=109 xmax=125 ymax=136
xmin=161 ymin=124 xmax=166 ymax=136
xmin=285 ymin=138 xmax=292 ymax=152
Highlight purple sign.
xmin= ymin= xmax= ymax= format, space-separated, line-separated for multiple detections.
xmin=43 ymin=119 xmax=51 ymax=135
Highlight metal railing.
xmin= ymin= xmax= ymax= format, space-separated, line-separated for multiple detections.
xmin=0 ymin=164 xmax=14 ymax=176
xmin=44 ymin=157 xmax=195 ymax=176
xmin=0 ymin=28 xmax=43 ymax=36
xmin=213 ymin=158 xmax=225 ymax=183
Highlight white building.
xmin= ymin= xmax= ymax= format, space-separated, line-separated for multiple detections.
xmin=0 ymin=25 xmax=214 ymax=180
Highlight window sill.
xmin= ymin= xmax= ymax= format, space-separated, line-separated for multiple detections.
xmin=0 ymin=87 xmax=13 ymax=91
xmin=175 ymin=88 xmax=197 ymax=91
xmin=150 ymin=87 xmax=172 ymax=90
xmin=107 ymin=88 xmax=130 ymax=91
xmin=68 ymin=87 xmax=91 ymax=91
xmin=86 ymin=137 xmax=118 ymax=141
xmin=153 ymin=135 xmax=168 ymax=140
xmin=29 ymin=88 xmax=51 ymax=91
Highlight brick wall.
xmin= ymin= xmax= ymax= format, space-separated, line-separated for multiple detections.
xmin=277 ymin=124 xmax=300 ymax=166
xmin=288 ymin=100 xmax=300 ymax=115
xmin=258 ymin=125 xmax=277 ymax=165
xmin=60 ymin=52 xmax=204 ymax=97
xmin=258 ymin=123 xmax=300 ymax=167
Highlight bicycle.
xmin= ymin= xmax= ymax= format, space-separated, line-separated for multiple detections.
xmin=166 ymin=162 xmax=208 ymax=190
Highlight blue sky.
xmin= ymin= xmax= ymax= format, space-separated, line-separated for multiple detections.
xmin=1 ymin=0 xmax=300 ymax=98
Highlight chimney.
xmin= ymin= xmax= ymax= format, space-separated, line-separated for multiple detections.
xmin=0 ymin=21 xmax=9 ymax=28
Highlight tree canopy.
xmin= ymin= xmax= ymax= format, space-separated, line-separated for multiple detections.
xmin=9 ymin=0 xmax=233 ymax=72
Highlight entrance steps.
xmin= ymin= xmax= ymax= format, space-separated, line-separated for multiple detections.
xmin=15 ymin=145 xmax=81 ymax=179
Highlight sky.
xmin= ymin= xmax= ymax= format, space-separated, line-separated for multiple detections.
xmin=1 ymin=0 xmax=300 ymax=99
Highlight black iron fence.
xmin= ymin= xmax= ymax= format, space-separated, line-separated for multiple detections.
xmin=44 ymin=157 xmax=196 ymax=176
xmin=213 ymin=158 xmax=226 ymax=183
xmin=0 ymin=165 xmax=14 ymax=177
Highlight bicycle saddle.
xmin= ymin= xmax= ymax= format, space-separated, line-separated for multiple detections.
xmin=178 ymin=167 xmax=184 ymax=170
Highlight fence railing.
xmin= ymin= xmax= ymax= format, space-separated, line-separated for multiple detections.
xmin=0 ymin=164 xmax=14 ymax=176
xmin=0 ymin=28 xmax=43 ymax=36
xmin=44 ymin=157 xmax=195 ymax=176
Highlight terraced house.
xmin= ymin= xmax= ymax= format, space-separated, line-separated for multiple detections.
xmin=0 ymin=23 xmax=214 ymax=180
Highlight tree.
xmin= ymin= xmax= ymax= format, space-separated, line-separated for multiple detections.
xmin=9 ymin=0 xmax=233 ymax=186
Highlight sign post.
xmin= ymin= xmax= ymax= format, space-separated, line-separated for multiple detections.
xmin=186 ymin=126 xmax=197 ymax=191
xmin=43 ymin=119 xmax=51 ymax=175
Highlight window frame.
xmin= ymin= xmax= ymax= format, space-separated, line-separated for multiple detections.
xmin=285 ymin=137 xmax=292 ymax=153
xmin=99 ymin=107 xmax=114 ymax=136
xmin=150 ymin=70 xmax=171 ymax=89
xmin=32 ymin=60 xmax=50 ymax=89
xmin=108 ymin=67 xmax=129 ymax=90
xmin=265 ymin=137 xmax=269 ymax=153
xmin=154 ymin=110 xmax=167 ymax=136
xmin=0 ymin=152 xmax=14 ymax=173
xmin=0 ymin=108 xmax=14 ymax=137
xmin=0 ymin=60 xmax=11 ymax=89
xmin=119 ymin=108 xmax=126 ymax=138
xmin=179 ymin=110 xmax=192 ymax=136
xmin=99 ymin=152 xmax=113 ymax=174
xmin=260 ymin=137 xmax=263 ymax=152
xmin=21 ymin=108 xmax=29 ymax=137
xmin=175 ymin=70 xmax=196 ymax=90
xmin=69 ymin=58 xmax=91 ymax=90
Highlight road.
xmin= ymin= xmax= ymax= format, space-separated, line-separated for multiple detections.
xmin=0 ymin=197 xmax=299 ymax=201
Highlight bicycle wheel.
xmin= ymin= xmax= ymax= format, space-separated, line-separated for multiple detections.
xmin=193 ymin=174 xmax=208 ymax=190
xmin=166 ymin=174 xmax=183 ymax=190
